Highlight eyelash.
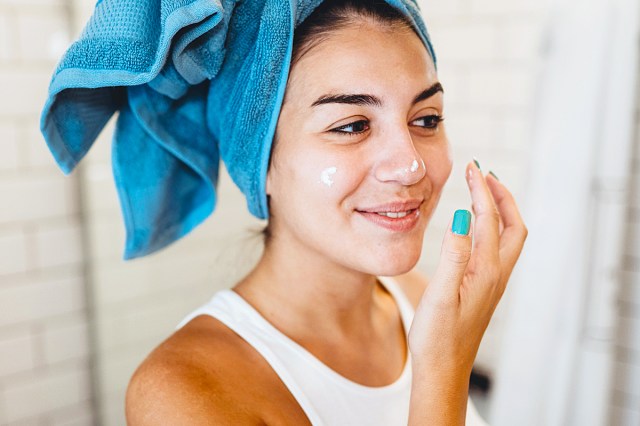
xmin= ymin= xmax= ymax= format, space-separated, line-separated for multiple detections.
xmin=329 ymin=120 xmax=370 ymax=136
xmin=412 ymin=115 xmax=445 ymax=129
xmin=329 ymin=115 xmax=445 ymax=136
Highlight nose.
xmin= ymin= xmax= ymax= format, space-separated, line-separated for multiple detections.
xmin=373 ymin=128 xmax=426 ymax=186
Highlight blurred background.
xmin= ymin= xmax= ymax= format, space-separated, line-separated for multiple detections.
xmin=0 ymin=0 xmax=639 ymax=424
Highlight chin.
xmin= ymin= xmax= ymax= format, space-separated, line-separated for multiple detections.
xmin=361 ymin=244 xmax=422 ymax=277
xmin=378 ymin=259 xmax=420 ymax=277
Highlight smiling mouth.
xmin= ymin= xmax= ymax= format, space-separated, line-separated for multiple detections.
xmin=369 ymin=208 xmax=418 ymax=218
xmin=356 ymin=199 xmax=424 ymax=214
xmin=355 ymin=206 xmax=422 ymax=232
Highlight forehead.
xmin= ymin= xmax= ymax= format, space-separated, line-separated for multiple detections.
xmin=285 ymin=22 xmax=437 ymax=106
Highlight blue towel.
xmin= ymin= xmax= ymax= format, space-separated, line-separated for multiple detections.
xmin=41 ymin=0 xmax=436 ymax=260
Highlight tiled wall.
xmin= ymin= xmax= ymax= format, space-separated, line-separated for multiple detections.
xmin=610 ymin=74 xmax=640 ymax=424
xmin=0 ymin=0 xmax=93 ymax=425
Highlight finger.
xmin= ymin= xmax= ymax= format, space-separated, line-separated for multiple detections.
xmin=470 ymin=198 xmax=503 ymax=234
xmin=428 ymin=210 xmax=473 ymax=305
xmin=485 ymin=173 xmax=505 ymax=234
xmin=485 ymin=173 xmax=528 ymax=274
xmin=466 ymin=161 xmax=500 ymax=264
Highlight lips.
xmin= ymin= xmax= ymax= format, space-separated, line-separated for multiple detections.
xmin=355 ymin=199 xmax=424 ymax=232
xmin=356 ymin=199 xmax=424 ymax=214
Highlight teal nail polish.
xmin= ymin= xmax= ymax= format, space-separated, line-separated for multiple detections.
xmin=489 ymin=170 xmax=499 ymax=181
xmin=452 ymin=209 xmax=471 ymax=235
xmin=473 ymin=157 xmax=481 ymax=171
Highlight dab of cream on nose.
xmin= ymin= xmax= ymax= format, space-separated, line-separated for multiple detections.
xmin=398 ymin=160 xmax=420 ymax=177
xmin=320 ymin=166 xmax=337 ymax=187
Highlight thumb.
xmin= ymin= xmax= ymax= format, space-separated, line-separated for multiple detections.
xmin=428 ymin=209 xmax=473 ymax=304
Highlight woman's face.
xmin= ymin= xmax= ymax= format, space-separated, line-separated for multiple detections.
xmin=266 ymin=21 xmax=452 ymax=276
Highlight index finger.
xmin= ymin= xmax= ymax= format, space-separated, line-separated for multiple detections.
xmin=486 ymin=173 xmax=528 ymax=273
xmin=466 ymin=160 xmax=500 ymax=265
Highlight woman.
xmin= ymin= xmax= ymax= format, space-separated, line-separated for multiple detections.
xmin=125 ymin=1 xmax=527 ymax=424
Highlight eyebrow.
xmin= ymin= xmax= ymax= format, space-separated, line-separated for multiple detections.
xmin=310 ymin=82 xmax=444 ymax=108
xmin=412 ymin=82 xmax=444 ymax=104
xmin=311 ymin=93 xmax=382 ymax=107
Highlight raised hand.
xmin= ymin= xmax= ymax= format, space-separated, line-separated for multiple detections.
xmin=407 ymin=160 xmax=528 ymax=425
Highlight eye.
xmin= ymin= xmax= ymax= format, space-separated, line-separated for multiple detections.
xmin=329 ymin=120 xmax=370 ymax=136
xmin=411 ymin=115 xmax=444 ymax=129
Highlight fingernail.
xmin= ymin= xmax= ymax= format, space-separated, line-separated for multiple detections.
xmin=452 ymin=209 xmax=471 ymax=235
xmin=489 ymin=170 xmax=499 ymax=181
xmin=473 ymin=157 xmax=482 ymax=171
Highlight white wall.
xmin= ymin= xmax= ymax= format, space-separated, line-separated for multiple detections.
xmin=610 ymin=87 xmax=640 ymax=423
xmin=0 ymin=0 xmax=93 ymax=424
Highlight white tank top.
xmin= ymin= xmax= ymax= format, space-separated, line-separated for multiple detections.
xmin=176 ymin=275 xmax=489 ymax=425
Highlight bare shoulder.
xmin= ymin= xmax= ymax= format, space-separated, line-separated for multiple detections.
xmin=392 ymin=268 xmax=430 ymax=310
xmin=125 ymin=315 xmax=267 ymax=425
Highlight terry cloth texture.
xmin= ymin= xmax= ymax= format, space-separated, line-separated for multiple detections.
xmin=40 ymin=0 xmax=437 ymax=260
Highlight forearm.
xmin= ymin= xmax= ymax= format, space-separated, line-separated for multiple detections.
xmin=408 ymin=360 xmax=471 ymax=426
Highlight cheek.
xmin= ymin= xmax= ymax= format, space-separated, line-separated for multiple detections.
xmin=282 ymin=148 xmax=362 ymax=206
xmin=319 ymin=166 xmax=338 ymax=187
xmin=420 ymin=141 xmax=452 ymax=188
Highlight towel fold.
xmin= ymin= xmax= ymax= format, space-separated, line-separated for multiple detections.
xmin=41 ymin=0 xmax=436 ymax=260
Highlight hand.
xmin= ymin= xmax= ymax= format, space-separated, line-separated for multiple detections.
xmin=407 ymin=161 xmax=528 ymax=374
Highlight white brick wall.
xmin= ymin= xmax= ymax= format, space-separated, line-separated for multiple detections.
xmin=0 ymin=13 xmax=12 ymax=63
xmin=0 ymin=229 xmax=28 ymax=276
xmin=0 ymin=326 xmax=35 ymax=378
xmin=0 ymin=122 xmax=19 ymax=171
xmin=40 ymin=314 xmax=90 ymax=365
xmin=33 ymin=220 xmax=83 ymax=270
xmin=0 ymin=0 xmax=93 ymax=424
xmin=16 ymin=9 xmax=68 ymax=63
xmin=2 ymin=366 xmax=91 ymax=423
xmin=610 ymin=103 xmax=640 ymax=422
xmin=0 ymin=275 xmax=84 ymax=326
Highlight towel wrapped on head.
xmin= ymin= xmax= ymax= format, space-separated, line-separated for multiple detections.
xmin=40 ymin=0 xmax=436 ymax=260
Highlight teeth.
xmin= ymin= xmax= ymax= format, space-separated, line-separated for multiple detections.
xmin=376 ymin=211 xmax=410 ymax=218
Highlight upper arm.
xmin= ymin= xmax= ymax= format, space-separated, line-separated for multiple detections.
xmin=125 ymin=356 xmax=221 ymax=425
xmin=394 ymin=267 xmax=429 ymax=310
xmin=125 ymin=336 xmax=262 ymax=426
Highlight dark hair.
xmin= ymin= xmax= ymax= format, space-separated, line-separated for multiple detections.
xmin=259 ymin=0 xmax=415 ymax=247
xmin=291 ymin=0 xmax=415 ymax=67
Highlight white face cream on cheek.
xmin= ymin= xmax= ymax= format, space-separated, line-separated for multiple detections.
xmin=320 ymin=166 xmax=337 ymax=187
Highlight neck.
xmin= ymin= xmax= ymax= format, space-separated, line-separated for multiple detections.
xmin=234 ymin=235 xmax=387 ymax=336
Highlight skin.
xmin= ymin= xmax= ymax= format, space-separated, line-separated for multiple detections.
xmin=125 ymin=17 xmax=527 ymax=426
